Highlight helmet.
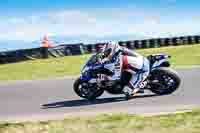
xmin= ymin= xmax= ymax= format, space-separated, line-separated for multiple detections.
xmin=96 ymin=43 xmax=105 ymax=53
xmin=102 ymin=41 xmax=120 ymax=57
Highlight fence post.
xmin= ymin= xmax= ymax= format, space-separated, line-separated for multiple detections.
xmin=41 ymin=47 xmax=48 ymax=59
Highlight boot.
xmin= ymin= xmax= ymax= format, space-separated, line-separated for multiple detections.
xmin=123 ymin=86 xmax=134 ymax=100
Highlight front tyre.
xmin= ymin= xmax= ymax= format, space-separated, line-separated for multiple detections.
xmin=73 ymin=78 xmax=104 ymax=101
xmin=149 ymin=67 xmax=181 ymax=95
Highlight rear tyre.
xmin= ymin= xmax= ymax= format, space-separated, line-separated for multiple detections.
xmin=149 ymin=67 xmax=181 ymax=95
xmin=73 ymin=78 xmax=104 ymax=101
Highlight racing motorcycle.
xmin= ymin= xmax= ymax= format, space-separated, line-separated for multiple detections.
xmin=73 ymin=53 xmax=181 ymax=101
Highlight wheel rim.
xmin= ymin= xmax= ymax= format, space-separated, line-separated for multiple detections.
xmin=162 ymin=75 xmax=176 ymax=88
xmin=78 ymin=83 xmax=97 ymax=98
xmin=152 ymin=73 xmax=176 ymax=93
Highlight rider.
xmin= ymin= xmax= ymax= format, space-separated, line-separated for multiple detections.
xmin=101 ymin=41 xmax=150 ymax=98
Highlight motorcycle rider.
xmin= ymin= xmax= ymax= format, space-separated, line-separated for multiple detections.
xmin=101 ymin=41 xmax=150 ymax=98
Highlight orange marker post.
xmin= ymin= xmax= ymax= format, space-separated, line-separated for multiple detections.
xmin=42 ymin=35 xmax=52 ymax=48
xmin=41 ymin=35 xmax=52 ymax=58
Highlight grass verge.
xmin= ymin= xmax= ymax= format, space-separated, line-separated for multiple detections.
xmin=0 ymin=110 xmax=200 ymax=133
xmin=0 ymin=44 xmax=199 ymax=81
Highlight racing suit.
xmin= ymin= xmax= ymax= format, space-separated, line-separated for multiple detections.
xmin=103 ymin=44 xmax=150 ymax=95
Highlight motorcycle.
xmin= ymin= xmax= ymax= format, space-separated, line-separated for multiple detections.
xmin=73 ymin=53 xmax=181 ymax=101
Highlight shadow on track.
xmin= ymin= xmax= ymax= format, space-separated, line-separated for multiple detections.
xmin=42 ymin=94 xmax=159 ymax=109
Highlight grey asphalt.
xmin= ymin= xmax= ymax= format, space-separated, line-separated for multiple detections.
xmin=0 ymin=68 xmax=200 ymax=122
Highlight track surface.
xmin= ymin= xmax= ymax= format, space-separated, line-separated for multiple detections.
xmin=0 ymin=68 xmax=200 ymax=122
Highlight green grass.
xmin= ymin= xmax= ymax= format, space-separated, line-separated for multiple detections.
xmin=139 ymin=44 xmax=200 ymax=67
xmin=1 ymin=110 xmax=200 ymax=133
xmin=0 ymin=44 xmax=199 ymax=81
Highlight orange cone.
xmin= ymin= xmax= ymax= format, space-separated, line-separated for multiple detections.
xmin=42 ymin=35 xmax=52 ymax=48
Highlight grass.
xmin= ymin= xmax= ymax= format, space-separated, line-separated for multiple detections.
xmin=0 ymin=44 xmax=199 ymax=81
xmin=0 ymin=110 xmax=200 ymax=133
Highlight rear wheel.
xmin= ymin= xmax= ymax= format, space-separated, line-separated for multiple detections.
xmin=149 ymin=67 xmax=181 ymax=95
xmin=73 ymin=78 xmax=104 ymax=101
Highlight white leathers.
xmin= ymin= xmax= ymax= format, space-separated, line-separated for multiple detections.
xmin=123 ymin=55 xmax=150 ymax=94
xmin=102 ymin=41 xmax=150 ymax=96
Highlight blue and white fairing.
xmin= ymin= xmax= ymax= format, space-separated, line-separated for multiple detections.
xmin=80 ymin=65 xmax=98 ymax=82
xmin=80 ymin=54 xmax=122 ymax=82
xmin=151 ymin=54 xmax=171 ymax=70
xmin=80 ymin=54 xmax=104 ymax=82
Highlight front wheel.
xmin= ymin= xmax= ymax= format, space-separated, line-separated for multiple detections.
xmin=73 ymin=78 xmax=104 ymax=101
xmin=148 ymin=67 xmax=181 ymax=95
